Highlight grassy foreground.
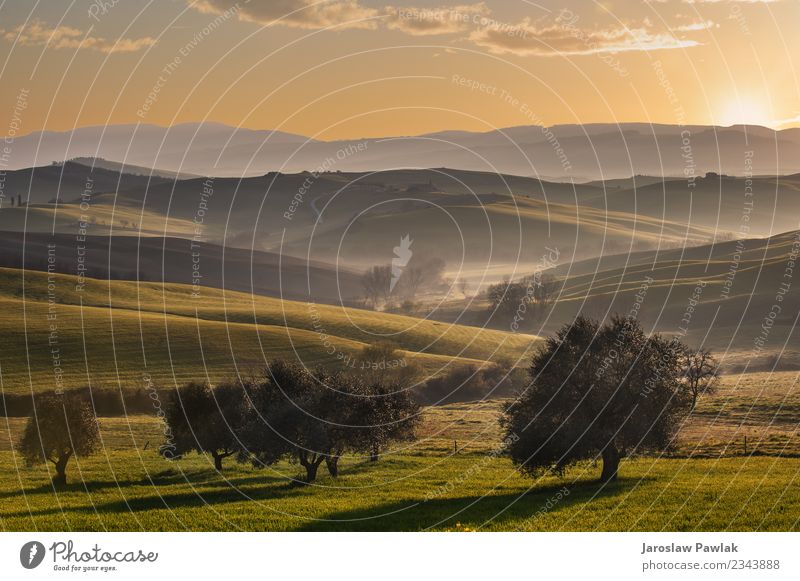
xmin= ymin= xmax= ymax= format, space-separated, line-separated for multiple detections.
xmin=2 ymin=452 xmax=797 ymax=532
xmin=1 ymin=411 xmax=799 ymax=532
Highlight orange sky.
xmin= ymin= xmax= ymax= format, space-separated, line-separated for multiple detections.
xmin=0 ymin=0 xmax=798 ymax=139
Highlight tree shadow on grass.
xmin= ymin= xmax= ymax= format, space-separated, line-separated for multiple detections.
xmin=0 ymin=460 xmax=419 ymax=522
xmin=1 ymin=465 xmax=651 ymax=531
xmin=0 ymin=476 xmax=184 ymax=500
xmin=0 ymin=468 xmax=282 ymax=500
xmin=295 ymin=476 xmax=650 ymax=531
xmin=0 ymin=478 xmax=298 ymax=521
xmin=0 ymin=468 xmax=309 ymax=520
xmin=0 ymin=457 xmax=417 ymax=514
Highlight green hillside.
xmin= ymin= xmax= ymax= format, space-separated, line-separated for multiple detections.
xmin=548 ymin=230 xmax=800 ymax=366
xmin=0 ymin=267 xmax=535 ymax=394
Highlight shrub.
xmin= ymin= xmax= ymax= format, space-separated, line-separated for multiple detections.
xmin=416 ymin=361 xmax=526 ymax=405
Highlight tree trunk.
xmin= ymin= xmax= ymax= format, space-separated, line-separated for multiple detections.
xmin=370 ymin=444 xmax=379 ymax=462
xmin=213 ymin=453 xmax=223 ymax=471
xmin=299 ymin=452 xmax=325 ymax=483
xmin=305 ymin=461 xmax=320 ymax=482
xmin=600 ymin=445 xmax=620 ymax=482
xmin=325 ymin=455 xmax=339 ymax=478
xmin=53 ymin=455 xmax=69 ymax=486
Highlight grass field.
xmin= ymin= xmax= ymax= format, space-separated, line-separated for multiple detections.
xmin=1 ymin=395 xmax=799 ymax=532
xmin=1 ymin=266 xmax=798 ymax=532
xmin=0 ymin=267 xmax=535 ymax=393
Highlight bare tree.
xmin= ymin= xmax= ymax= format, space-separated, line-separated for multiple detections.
xmin=682 ymin=348 xmax=720 ymax=409
xmin=361 ymin=265 xmax=392 ymax=308
xmin=421 ymin=257 xmax=446 ymax=288
xmin=400 ymin=265 xmax=425 ymax=299
xmin=396 ymin=257 xmax=446 ymax=299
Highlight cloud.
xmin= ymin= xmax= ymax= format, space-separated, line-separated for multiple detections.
xmin=468 ymin=17 xmax=705 ymax=56
xmin=191 ymin=0 xmax=379 ymax=30
xmin=383 ymin=3 xmax=489 ymax=36
xmin=186 ymin=1 xmax=710 ymax=57
xmin=2 ymin=20 xmax=155 ymax=53
xmin=379 ymin=4 xmax=710 ymax=56
xmin=772 ymin=113 xmax=800 ymax=128
xmin=673 ymin=20 xmax=716 ymax=32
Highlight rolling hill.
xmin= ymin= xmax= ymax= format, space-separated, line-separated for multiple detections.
xmin=6 ymin=164 xmax=800 ymax=297
xmin=0 ymin=160 xmax=176 ymax=206
xmin=0 ymin=231 xmax=363 ymax=304
xmin=0 ymin=266 xmax=535 ymax=394
xmin=534 ymin=230 xmax=800 ymax=368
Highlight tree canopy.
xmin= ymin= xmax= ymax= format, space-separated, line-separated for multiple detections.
xmin=18 ymin=393 xmax=100 ymax=486
xmin=161 ymin=381 xmax=247 ymax=470
xmin=502 ymin=315 xmax=700 ymax=482
xmin=239 ymin=360 xmax=420 ymax=482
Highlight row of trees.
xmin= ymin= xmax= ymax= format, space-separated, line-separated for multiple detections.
xmin=486 ymin=273 xmax=560 ymax=329
xmin=17 ymin=318 xmax=718 ymax=486
xmin=416 ymin=361 xmax=527 ymax=405
xmin=18 ymin=360 xmax=420 ymax=486
xmin=361 ymin=256 xmax=446 ymax=308
xmin=163 ymin=360 xmax=420 ymax=482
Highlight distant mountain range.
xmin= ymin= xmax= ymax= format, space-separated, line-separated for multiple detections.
xmin=4 ymin=122 xmax=800 ymax=181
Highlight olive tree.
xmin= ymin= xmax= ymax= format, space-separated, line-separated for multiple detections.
xmin=240 ymin=360 xmax=420 ymax=482
xmin=354 ymin=381 xmax=420 ymax=463
xmin=18 ymin=393 xmax=100 ymax=486
xmin=239 ymin=361 xmax=334 ymax=483
xmin=502 ymin=316 xmax=699 ymax=482
xmin=162 ymin=381 xmax=246 ymax=471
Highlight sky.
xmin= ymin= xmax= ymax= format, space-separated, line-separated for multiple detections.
xmin=0 ymin=0 xmax=798 ymax=140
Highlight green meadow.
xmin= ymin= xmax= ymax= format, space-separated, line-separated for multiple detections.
xmin=0 ymin=266 xmax=798 ymax=531
xmin=1 ymin=403 xmax=799 ymax=532
xmin=1 ymin=432 xmax=798 ymax=532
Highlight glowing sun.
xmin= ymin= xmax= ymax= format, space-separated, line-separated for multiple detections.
xmin=717 ymin=96 xmax=773 ymax=127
